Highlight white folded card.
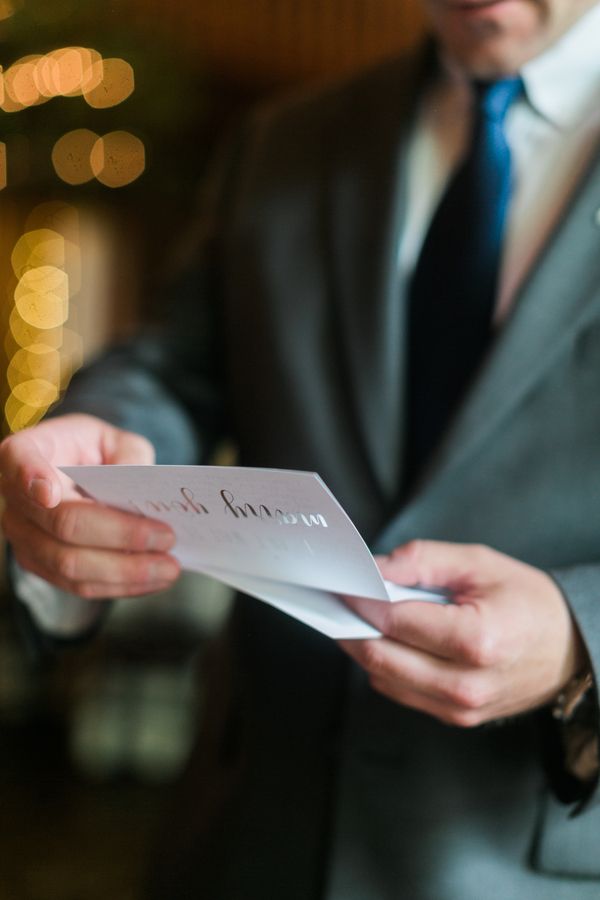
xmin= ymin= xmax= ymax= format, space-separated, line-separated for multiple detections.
xmin=61 ymin=465 xmax=445 ymax=639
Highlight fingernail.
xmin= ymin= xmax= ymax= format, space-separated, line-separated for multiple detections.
xmin=146 ymin=529 xmax=175 ymax=552
xmin=29 ymin=477 xmax=52 ymax=506
xmin=149 ymin=559 xmax=179 ymax=582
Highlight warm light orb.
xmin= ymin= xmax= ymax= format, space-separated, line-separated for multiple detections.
xmin=52 ymin=129 xmax=99 ymax=185
xmin=83 ymin=57 xmax=134 ymax=109
xmin=4 ymin=393 xmax=46 ymax=432
xmin=8 ymin=344 xmax=61 ymax=391
xmin=80 ymin=50 xmax=104 ymax=94
xmin=15 ymin=266 xmax=69 ymax=329
xmin=4 ymin=56 xmax=44 ymax=107
xmin=11 ymin=229 xmax=65 ymax=278
xmin=6 ymin=198 xmax=84 ymax=434
xmin=17 ymin=264 xmax=68 ymax=298
xmin=54 ymin=47 xmax=86 ymax=96
xmin=11 ymin=378 xmax=59 ymax=409
xmin=26 ymin=202 xmax=80 ymax=242
xmin=0 ymin=0 xmax=17 ymax=22
xmin=33 ymin=53 xmax=60 ymax=98
xmin=58 ymin=327 xmax=83 ymax=386
xmin=0 ymin=86 xmax=23 ymax=113
xmin=90 ymin=131 xmax=145 ymax=188
xmin=8 ymin=306 xmax=63 ymax=350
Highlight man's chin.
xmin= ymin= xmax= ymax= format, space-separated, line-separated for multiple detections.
xmin=441 ymin=30 xmax=542 ymax=78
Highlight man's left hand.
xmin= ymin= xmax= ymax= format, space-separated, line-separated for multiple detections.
xmin=340 ymin=540 xmax=587 ymax=727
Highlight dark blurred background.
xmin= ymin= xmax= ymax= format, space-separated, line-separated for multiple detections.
xmin=0 ymin=2 xmax=424 ymax=897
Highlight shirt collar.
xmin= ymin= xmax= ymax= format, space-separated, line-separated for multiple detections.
xmin=522 ymin=3 xmax=600 ymax=131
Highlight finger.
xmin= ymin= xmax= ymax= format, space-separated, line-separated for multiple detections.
xmin=340 ymin=635 xmax=467 ymax=698
xmin=339 ymin=637 xmax=493 ymax=722
xmin=14 ymin=540 xmax=180 ymax=590
xmin=100 ymin=428 xmax=155 ymax=465
xmin=8 ymin=513 xmax=180 ymax=589
xmin=367 ymin=677 xmax=487 ymax=728
xmin=0 ymin=430 xmax=63 ymax=508
xmin=3 ymin=498 xmax=175 ymax=553
xmin=16 ymin=540 xmax=180 ymax=589
xmin=12 ymin=554 xmax=176 ymax=600
xmin=378 ymin=540 xmax=500 ymax=595
xmin=0 ymin=414 xmax=156 ymax=507
xmin=343 ymin=595 xmax=488 ymax=665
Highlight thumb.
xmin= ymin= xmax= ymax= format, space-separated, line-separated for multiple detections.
xmin=378 ymin=540 xmax=495 ymax=595
xmin=0 ymin=430 xmax=63 ymax=509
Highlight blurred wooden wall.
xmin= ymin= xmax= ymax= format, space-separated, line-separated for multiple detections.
xmin=125 ymin=0 xmax=426 ymax=87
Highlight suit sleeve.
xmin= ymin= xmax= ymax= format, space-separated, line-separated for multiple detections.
xmin=526 ymin=563 xmax=600 ymax=877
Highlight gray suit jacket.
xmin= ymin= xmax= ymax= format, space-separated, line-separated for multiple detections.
xmin=61 ymin=48 xmax=600 ymax=899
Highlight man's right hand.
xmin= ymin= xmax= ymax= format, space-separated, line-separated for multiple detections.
xmin=0 ymin=413 xmax=180 ymax=599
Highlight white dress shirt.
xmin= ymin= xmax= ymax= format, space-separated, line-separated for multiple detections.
xmin=17 ymin=3 xmax=600 ymax=636
xmin=399 ymin=1 xmax=600 ymax=324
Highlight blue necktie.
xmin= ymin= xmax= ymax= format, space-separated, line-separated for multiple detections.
xmin=404 ymin=77 xmax=523 ymax=488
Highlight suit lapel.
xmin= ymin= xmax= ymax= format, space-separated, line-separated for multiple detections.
xmin=327 ymin=49 xmax=433 ymax=500
xmin=406 ymin=142 xmax=600 ymax=501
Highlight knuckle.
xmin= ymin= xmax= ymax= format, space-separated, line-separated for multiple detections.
xmin=55 ymin=547 xmax=78 ymax=582
xmin=119 ymin=431 xmax=155 ymax=465
xmin=133 ymin=434 xmax=155 ymax=463
xmin=459 ymin=622 xmax=498 ymax=668
xmin=128 ymin=520 xmax=155 ymax=552
xmin=124 ymin=553 xmax=155 ymax=586
xmin=359 ymin=640 xmax=386 ymax=675
xmin=468 ymin=543 xmax=494 ymax=566
xmin=368 ymin=673 xmax=387 ymax=696
xmin=399 ymin=539 xmax=425 ymax=564
xmin=73 ymin=582 xmax=96 ymax=600
xmin=52 ymin=505 xmax=81 ymax=544
xmin=447 ymin=676 xmax=487 ymax=712
xmin=445 ymin=706 xmax=483 ymax=729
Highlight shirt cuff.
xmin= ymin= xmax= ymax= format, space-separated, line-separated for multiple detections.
xmin=11 ymin=560 xmax=105 ymax=638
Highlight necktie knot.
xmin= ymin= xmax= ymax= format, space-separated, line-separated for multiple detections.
xmin=474 ymin=77 xmax=523 ymax=123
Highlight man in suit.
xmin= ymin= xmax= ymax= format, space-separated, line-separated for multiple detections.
xmin=2 ymin=0 xmax=600 ymax=896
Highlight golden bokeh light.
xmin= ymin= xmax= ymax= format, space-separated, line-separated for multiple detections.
xmin=15 ymin=266 xmax=69 ymax=329
xmin=11 ymin=378 xmax=60 ymax=409
xmin=26 ymin=202 xmax=80 ymax=242
xmin=0 ymin=0 xmax=17 ymax=21
xmin=83 ymin=57 xmax=134 ymax=109
xmin=1 ymin=90 xmax=24 ymax=113
xmin=4 ymin=394 xmax=46 ymax=433
xmin=15 ymin=292 xmax=69 ymax=330
xmin=4 ymin=56 xmax=44 ymax=107
xmin=8 ymin=306 xmax=63 ymax=350
xmin=17 ymin=264 xmax=68 ymax=299
xmin=6 ymin=202 xmax=83 ymax=433
xmin=31 ymin=48 xmax=101 ymax=99
xmin=8 ymin=344 xmax=61 ymax=392
xmin=80 ymin=50 xmax=104 ymax=94
xmin=33 ymin=53 xmax=59 ymax=98
xmin=53 ymin=47 xmax=87 ymax=96
xmin=58 ymin=327 xmax=84 ymax=386
xmin=90 ymin=131 xmax=145 ymax=188
xmin=11 ymin=229 xmax=65 ymax=278
xmin=52 ymin=129 xmax=99 ymax=185
xmin=0 ymin=47 xmax=111 ymax=114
